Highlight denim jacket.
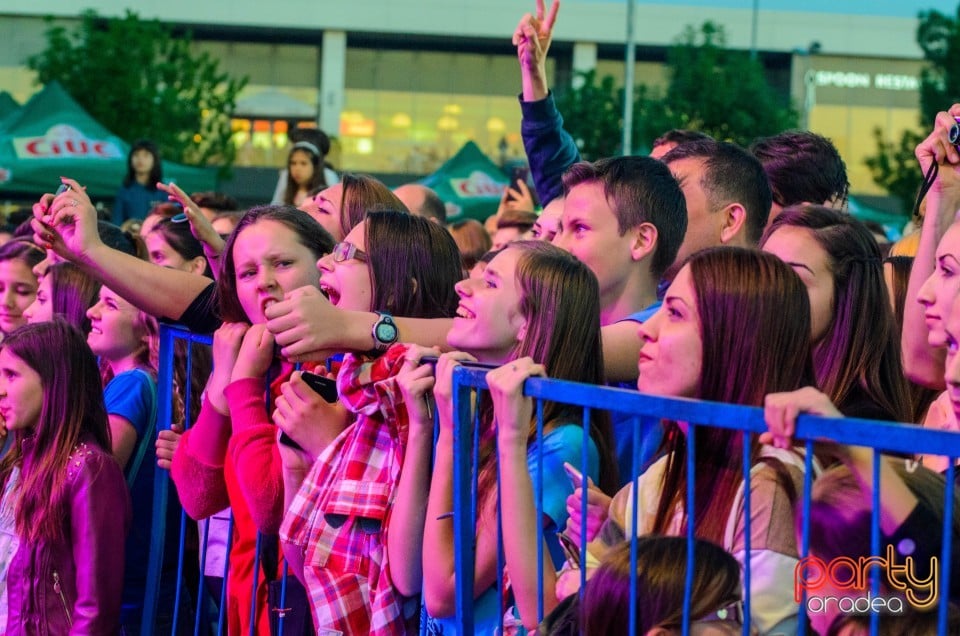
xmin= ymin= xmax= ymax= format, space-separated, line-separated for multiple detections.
xmin=6 ymin=435 xmax=131 ymax=635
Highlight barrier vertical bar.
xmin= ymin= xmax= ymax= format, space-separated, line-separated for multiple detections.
xmin=218 ymin=514 xmax=235 ymax=635
xmin=495 ymin=429 xmax=505 ymax=636
xmin=143 ymin=324 xmax=177 ymax=633
xmin=741 ymin=430 xmax=751 ymax=636
xmin=628 ymin=416 xmax=641 ymax=636
xmin=248 ymin=532 xmax=263 ymax=636
xmin=682 ymin=423 xmax=695 ymax=636
xmin=798 ymin=439 xmax=815 ymax=636
xmin=192 ymin=515 xmax=211 ymax=636
xmin=869 ymin=449 xmax=881 ymax=636
xmin=452 ymin=366 xmax=475 ymax=634
xmin=535 ymin=398 xmax=545 ymax=623
xmin=939 ymin=459 xmax=956 ymax=633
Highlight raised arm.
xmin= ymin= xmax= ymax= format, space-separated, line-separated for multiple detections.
xmin=763 ymin=387 xmax=918 ymax=534
xmin=421 ymin=353 xmax=501 ymax=619
xmin=387 ymin=346 xmax=439 ymax=596
xmin=34 ymin=178 xmax=213 ymax=323
xmin=486 ymin=358 xmax=559 ymax=629
xmin=901 ymin=107 xmax=960 ymax=388
xmin=513 ymin=0 xmax=580 ymax=206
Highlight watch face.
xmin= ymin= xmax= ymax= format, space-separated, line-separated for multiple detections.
xmin=377 ymin=322 xmax=398 ymax=342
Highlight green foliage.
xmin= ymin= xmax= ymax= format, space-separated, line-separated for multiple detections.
xmin=635 ymin=22 xmax=798 ymax=148
xmin=864 ymin=127 xmax=925 ymax=214
xmin=555 ymin=21 xmax=796 ymax=159
xmin=27 ymin=10 xmax=247 ymax=172
xmin=554 ymin=70 xmax=623 ymax=160
xmin=866 ymin=7 xmax=960 ymax=212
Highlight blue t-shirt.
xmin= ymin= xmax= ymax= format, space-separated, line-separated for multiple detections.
xmin=430 ymin=424 xmax=600 ymax=635
xmin=611 ymin=301 xmax=665 ymax=486
xmin=113 ymin=182 xmax=167 ymax=224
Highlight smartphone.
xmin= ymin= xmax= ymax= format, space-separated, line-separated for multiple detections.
xmin=510 ymin=165 xmax=529 ymax=188
xmin=301 ymin=371 xmax=338 ymax=403
xmin=278 ymin=431 xmax=303 ymax=451
xmin=563 ymin=462 xmax=584 ymax=489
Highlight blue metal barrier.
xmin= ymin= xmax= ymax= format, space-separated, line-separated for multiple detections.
xmin=148 ymin=325 xmax=959 ymax=635
xmin=148 ymin=325 xmax=299 ymax=636
xmin=447 ymin=365 xmax=960 ymax=636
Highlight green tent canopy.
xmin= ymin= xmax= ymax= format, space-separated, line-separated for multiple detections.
xmin=420 ymin=141 xmax=509 ymax=222
xmin=0 ymin=81 xmax=215 ymax=199
xmin=0 ymin=93 xmax=19 ymax=122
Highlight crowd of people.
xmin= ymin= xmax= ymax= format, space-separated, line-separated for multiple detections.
xmin=0 ymin=1 xmax=956 ymax=634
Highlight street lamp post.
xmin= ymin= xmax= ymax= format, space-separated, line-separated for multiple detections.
xmin=622 ymin=0 xmax=636 ymax=155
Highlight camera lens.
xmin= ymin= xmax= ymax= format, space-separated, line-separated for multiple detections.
xmin=951 ymin=122 xmax=960 ymax=147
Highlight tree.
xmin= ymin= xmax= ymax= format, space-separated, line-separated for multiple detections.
xmin=866 ymin=7 xmax=960 ymax=213
xmin=555 ymin=21 xmax=797 ymax=159
xmin=554 ymin=70 xmax=624 ymax=160
xmin=634 ymin=22 xmax=797 ymax=148
xmin=28 ymin=10 xmax=247 ymax=172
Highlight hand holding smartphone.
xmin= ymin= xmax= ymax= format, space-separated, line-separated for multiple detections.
xmin=278 ymin=371 xmax=339 ymax=450
xmin=563 ymin=461 xmax=584 ymax=489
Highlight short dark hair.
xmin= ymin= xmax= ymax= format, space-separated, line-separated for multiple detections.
xmin=562 ymin=156 xmax=687 ymax=280
xmin=97 ymin=221 xmax=139 ymax=257
xmin=190 ymin=191 xmax=238 ymax=213
xmin=419 ymin=187 xmax=447 ymax=224
xmin=652 ymin=129 xmax=713 ymax=151
xmin=496 ymin=209 xmax=538 ymax=232
xmin=749 ymin=130 xmax=849 ymax=210
xmin=662 ymin=139 xmax=773 ymax=244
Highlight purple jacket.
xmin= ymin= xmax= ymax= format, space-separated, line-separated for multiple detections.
xmin=6 ymin=436 xmax=131 ymax=635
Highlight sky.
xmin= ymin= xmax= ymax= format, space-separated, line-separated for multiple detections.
xmin=574 ymin=0 xmax=958 ymax=18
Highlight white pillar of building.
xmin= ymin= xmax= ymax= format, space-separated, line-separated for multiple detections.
xmin=571 ymin=42 xmax=598 ymax=89
xmin=320 ymin=30 xmax=346 ymax=135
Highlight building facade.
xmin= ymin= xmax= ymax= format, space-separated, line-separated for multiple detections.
xmin=0 ymin=0 xmax=954 ymax=196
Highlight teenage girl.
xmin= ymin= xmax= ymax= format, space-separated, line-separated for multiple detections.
xmin=282 ymin=142 xmax=326 ymax=207
xmin=23 ymin=262 xmax=100 ymax=331
xmin=395 ymin=240 xmax=618 ymax=633
xmin=85 ymin=285 xmax=170 ymax=631
xmin=0 ymin=240 xmax=42 ymax=340
xmin=114 ymin=139 xmax=166 ymax=225
xmin=276 ymin=210 xmax=462 ymax=633
xmin=569 ymin=247 xmax=816 ymax=634
xmin=170 ymin=205 xmax=335 ymax=635
xmin=1 ymin=320 xmax=131 ymax=633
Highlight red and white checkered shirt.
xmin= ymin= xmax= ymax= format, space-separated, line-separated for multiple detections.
xmin=280 ymin=344 xmax=418 ymax=635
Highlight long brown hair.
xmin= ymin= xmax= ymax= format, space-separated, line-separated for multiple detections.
xmin=336 ymin=173 xmax=408 ymax=240
xmin=652 ymin=247 xmax=816 ymax=543
xmin=363 ymin=210 xmax=462 ymax=318
xmin=475 ymin=241 xmax=618 ymax=520
xmin=760 ymin=205 xmax=911 ymax=423
xmin=0 ymin=320 xmax=112 ymax=544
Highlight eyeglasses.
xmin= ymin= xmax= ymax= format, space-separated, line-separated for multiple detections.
xmin=332 ymin=242 xmax=368 ymax=263
xmin=696 ymin=600 xmax=744 ymax=625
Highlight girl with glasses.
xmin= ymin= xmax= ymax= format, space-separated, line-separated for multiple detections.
xmin=277 ymin=210 xmax=463 ymax=633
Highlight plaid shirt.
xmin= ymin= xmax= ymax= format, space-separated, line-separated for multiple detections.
xmin=280 ymin=344 xmax=417 ymax=635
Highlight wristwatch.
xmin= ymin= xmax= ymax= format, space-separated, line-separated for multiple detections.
xmin=370 ymin=311 xmax=398 ymax=355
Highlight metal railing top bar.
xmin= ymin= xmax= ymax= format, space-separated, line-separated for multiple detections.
xmin=450 ymin=366 xmax=960 ymax=457
xmin=160 ymin=324 xmax=214 ymax=347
